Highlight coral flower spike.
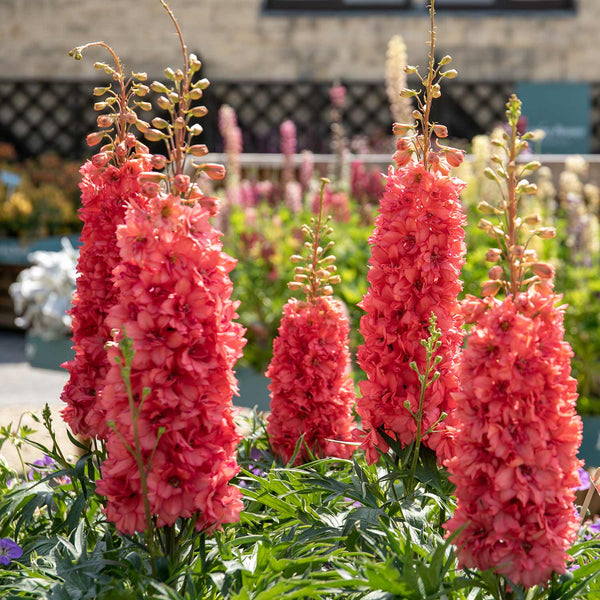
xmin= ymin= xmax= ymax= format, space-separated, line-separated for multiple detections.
xmin=266 ymin=179 xmax=356 ymax=465
xmin=95 ymin=1 xmax=245 ymax=539
xmin=444 ymin=95 xmax=583 ymax=589
xmin=355 ymin=0 xmax=466 ymax=466
xmin=61 ymin=41 xmax=152 ymax=439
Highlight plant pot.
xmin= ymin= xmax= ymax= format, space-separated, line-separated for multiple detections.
xmin=580 ymin=416 xmax=600 ymax=467
xmin=235 ymin=367 xmax=271 ymax=412
xmin=25 ymin=333 xmax=73 ymax=371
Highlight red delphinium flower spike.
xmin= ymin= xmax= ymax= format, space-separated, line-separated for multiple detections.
xmin=444 ymin=95 xmax=583 ymax=589
xmin=62 ymin=43 xmax=153 ymax=438
xmin=96 ymin=2 xmax=245 ymax=535
xmin=266 ymin=179 xmax=355 ymax=465
xmin=354 ymin=0 xmax=466 ymax=465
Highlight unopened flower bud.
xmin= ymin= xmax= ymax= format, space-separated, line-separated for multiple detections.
xmin=488 ymin=265 xmax=503 ymax=280
xmin=188 ymin=144 xmax=209 ymax=157
xmin=139 ymin=171 xmax=167 ymax=184
xmin=151 ymin=154 xmax=167 ymax=170
xmin=441 ymin=69 xmax=458 ymax=79
xmin=485 ymin=248 xmax=502 ymax=262
xmin=530 ymin=263 xmax=555 ymax=280
xmin=144 ymin=129 xmax=166 ymax=142
xmin=535 ymin=227 xmax=556 ymax=239
xmin=433 ymin=124 xmax=448 ymax=138
xmin=157 ymin=96 xmax=171 ymax=110
xmin=94 ymin=101 xmax=107 ymax=111
xmin=125 ymin=133 xmax=137 ymax=148
xmin=188 ymin=106 xmax=208 ymax=118
xmin=188 ymin=88 xmax=203 ymax=101
xmin=86 ymin=131 xmax=105 ymax=147
xmin=201 ymin=163 xmax=226 ymax=181
xmin=125 ymin=111 xmax=137 ymax=124
xmin=511 ymin=245 xmax=525 ymax=258
xmin=173 ymin=174 xmax=191 ymax=194
xmin=97 ymin=114 xmax=113 ymax=128
xmin=523 ymin=214 xmax=542 ymax=226
xmin=141 ymin=181 xmax=161 ymax=198
xmin=91 ymin=153 xmax=110 ymax=168
xmin=481 ymin=280 xmax=501 ymax=297
xmin=393 ymin=123 xmax=415 ymax=136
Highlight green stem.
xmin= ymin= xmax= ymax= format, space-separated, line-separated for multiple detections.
xmin=406 ymin=355 xmax=430 ymax=493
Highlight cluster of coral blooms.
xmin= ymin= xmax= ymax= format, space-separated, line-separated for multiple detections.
xmin=95 ymin=190 xmax=245 ymax=534
xmin=355 ymin=161 xmax=466 ymax=464
xmin=266 ymin=296 xmax=355 ymax=464
xmin=445 ymin=287 xmax=582 ymax=587
xmin=61 ymin=155 xmax=151 ymax=439
xmin=63 ymin=152 xmax=245 ymax=534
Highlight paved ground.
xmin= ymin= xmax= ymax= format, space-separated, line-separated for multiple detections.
xmin=0 ymin=331 xmax=78 ymax=472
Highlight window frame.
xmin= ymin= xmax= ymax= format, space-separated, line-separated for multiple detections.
xmin=264 ymin=0 xmax=575 ymax=11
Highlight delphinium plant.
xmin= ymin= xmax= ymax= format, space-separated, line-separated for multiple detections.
xmin=266 ymin=179 xmax=356 ymax=464
xmin=94 ymin=0 xmax=245 ymax=576
xmin=355 ymin=0 xmax=466 ymax=469
xmin=445 ymin=95 xmax=594 ymax=595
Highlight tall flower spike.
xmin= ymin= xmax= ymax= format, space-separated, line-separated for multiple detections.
xmin=445 ymin=95 xmax=583 ymax=589
xmin=95 ymin=1 xmax=245 ymax=535
xmin=385 ymin=35 xmax=413 ymax=125
xmin=266 ymin=179 xmax=356 ymax=465
xmin=62 ymin=43 xmax=153 ymax=438
xmin=354 ymin=0 xmax=466 ymax=465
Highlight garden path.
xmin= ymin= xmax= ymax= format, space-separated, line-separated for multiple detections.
xmin=0 ymin=331 xmax=76 ymax=473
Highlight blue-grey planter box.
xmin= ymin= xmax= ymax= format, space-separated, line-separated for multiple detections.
xmin=25 ymin=333 xmax=73 ymax=371
xmin=580 ymin=416 xmax=600 ymax=467
xmin=235 ymin=367 xmax=271 ymax=412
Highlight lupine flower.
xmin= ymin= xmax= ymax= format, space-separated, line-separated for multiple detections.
xmin=299 ymin=150 xmax=315 ymax=193
xmin=267 ymin=181 xmax=355 ymax=465
xmin=96 ymin=191 xmax=246 ymax=534
xmin=218 ymin=104 xmax=242 ymax=205
xmin=355 ymin=162 xmax=466 ymax=464
xmin=280 ymin=119 xmax=297 ymax=192
xmin=445 ymin=289 xmax=582 ymax=588
xmin=385 ymin=35 xmax=412 ymax=125
xmin=61 ymin=155 xmax=151 ymax=439
xmin=311 ymin=187 xmax=351 ymax=223
xmin=0 ymin=538 xmax=23 ymax=566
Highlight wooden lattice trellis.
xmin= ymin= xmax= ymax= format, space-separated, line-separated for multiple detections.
xmin=2 ymin=78 xmax=597 ymax=159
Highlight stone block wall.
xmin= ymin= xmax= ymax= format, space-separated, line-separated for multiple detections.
xmin=0 ymin=0 xmax=596 ymax=83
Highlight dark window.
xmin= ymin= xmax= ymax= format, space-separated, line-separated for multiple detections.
xmin=265 ymin=0 xmax=574 ymax=10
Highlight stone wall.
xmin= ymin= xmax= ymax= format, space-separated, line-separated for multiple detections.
xmin=0 ymin=0 xmax=596 ymax=83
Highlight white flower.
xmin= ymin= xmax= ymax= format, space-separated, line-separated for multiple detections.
xmin=9 ymin=238 xmax=78 ymax=339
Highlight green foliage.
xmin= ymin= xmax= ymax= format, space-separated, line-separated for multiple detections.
xmin=1 ymin=410 xmax=599 ymax=598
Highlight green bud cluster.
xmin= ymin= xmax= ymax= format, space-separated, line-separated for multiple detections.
xmin=288 ymin=179 xmax=341 ymax=300
xmin=478 ymin=94 xmax=556 ymax=297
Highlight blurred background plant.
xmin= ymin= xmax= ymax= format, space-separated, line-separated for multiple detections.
xmin=8 ymin=238 xmax=77 ymax=340
xmin=0 ymin=145 xmax=81 ymax=239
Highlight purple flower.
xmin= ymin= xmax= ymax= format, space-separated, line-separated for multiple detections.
xmin=576 ymin=467 xmax=591 ymax=491
xmin=27 ymin=455 xmax=56 ymax=481
xmin=0 ymin=538 xmax=23 ymax=566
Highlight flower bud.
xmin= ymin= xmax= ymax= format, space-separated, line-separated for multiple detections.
xmin=523 ymin=214 xmax=542 ymax=226
xmin=194 ymin=78 xmax=210 ymax=90
xmin=481 ymin=280 xmax=501 ymax=297
xmin=91 ymin=153 xmax=110 ymax=168
xmin=141 ymin=181 xmax=161 ymax=198
xmin=135 ymin=120 xmax=150 ymax=133
xmin=173 ymin=174 xmax=191 ymax=194
xmin=441 ymin=69 xmax=458 ymax=79
xmin=139 ymin=171 xmax=167 ymax=184
xmin=144 ymin=129 xmax=167 ymax=142
xmin=94 ymin=102 xmax=107 ymax=111
xmin=200 ymin=163 xmax=226 ymax=181
xmin=188 ymin=144 xmax=209 ymax=157
xmin=125 ymin=111 xmax=137 ymax=124
xmin=151 ymin=154 xmax=167 ymax=170
xmin=400 ymin=88 xmax=418 ymax=98
xmin=86 ymin=131 xmax=105 ymax=147
xmin=444 ymin=147 xmax=464 ymax=167
xmin=488 ymin=265 xmax=503 ymax=280
xmin=125 ymin=133 xmax=137 ymax=148
xmin=157 ymin=96 xmax=171 ymax=111
xmin=535 ymin=227 xmax=556 ymax=239
xmin=433 ymin=124 xmax=448 ymax=138
xmin=188 ymin=106 xmax=208 ymax=118
xmin=511 ymin=245 xmax=525 ymax=258
xmin=97 ymin=114 xmax=114 ymax=128
xmin=530 ymin=262 xmax=555 ymax=280
xmin=393 ymin=123 xmax=415 ymax=136
xmin=188 ymin=88 xmax=203 ymax=101
xmin=485 ymin=248 xmax=502 ymax=262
